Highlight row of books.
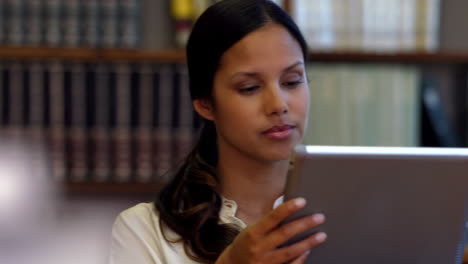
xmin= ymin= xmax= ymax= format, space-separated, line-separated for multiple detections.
xmin=0 ymin=0 xmax=141 ymax=48
xmin=293 ymin=0 xmax=440 ymax=52
xmin=0 ymin=60 xmax=424 ymax=183
xmin=0 ymin=61 xmax=199 ymax=183
xmin=304 ymin=63 xmax=420 ymax=147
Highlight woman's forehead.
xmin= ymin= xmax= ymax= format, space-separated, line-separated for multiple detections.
xmin=217 ymin=24 xmax=304 ymax=73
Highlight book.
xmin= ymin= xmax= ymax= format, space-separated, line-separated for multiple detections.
xmin=91 ymin=63 xmax=111 ymax=182
xmin=304 ymin=64 xmax=420 ymax=147
xmin=153 ymin=64 xmax=174 ymax=182
xmin=5 ymin=0 xmax=25 ymax=45
xmin=44 ymin=0 xmax=63 ymax=46
xmin=113 ymin=62 xmax=132 ymax=182
xmin=48 ymin=60 xmax=66 ymax=182
xmin=134 ymin=63 xmax=154 ymax=183
xmin=173 ymin=64 xmax=194 ymax=167
xmin=27 ymin=61 xmax=46 ymax=146
xmin=399 ymin=0 xmax=416 ymax=51
xmin=143 ymin=0 xmax=171 ymax=50
xmin=293 ymin=0 xmax=440 ymax=52
xmin=67 ymin=62 xmax=88 ymax=182
xmin=63 ymin=0 xmax=82 ymax=47
xmin=7 ymin=61 xmax=24 ymax=137
xmin=83 ymin=0 xmax=99 ymax=47
xmin=25 ymin=0 xmax=44 ymax=46
xmin=0 ymin=2 xmax=4 ymax=44
xmin=0 ymin=62 xmax=5 ymax=136
xmin=425 ymin=0 xmax=441 ymax=51
xmin=118 ymin=0 xmax=141 ymax=48
xmin=100 ymin=0 xmax=119 ymax=48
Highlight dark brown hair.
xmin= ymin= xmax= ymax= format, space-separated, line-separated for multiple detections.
xmin=155 ymin=0 xmax=308 ymax=263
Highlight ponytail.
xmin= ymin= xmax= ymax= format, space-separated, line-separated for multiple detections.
xmin=155 ymin=121 xmax=240 ymax=263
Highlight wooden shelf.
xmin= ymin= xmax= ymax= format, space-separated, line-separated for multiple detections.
xmin=63 ymin=182 xmax=164 ymax=195
xmin=1 ymin=46 xmax=468 ymax=64
xmin=308 ymin=51 xmax=468 ymax=64
xmin=0 ymin=46 xmax=186 ymax=63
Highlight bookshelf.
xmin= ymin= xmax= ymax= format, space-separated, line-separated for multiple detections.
xmin=0 ymin=46 xmax=186 ymax=62
xmin=1 ymin=46 xmax=466 ymax=195
xmin=0 ymin=2 xmax=465 ymax=186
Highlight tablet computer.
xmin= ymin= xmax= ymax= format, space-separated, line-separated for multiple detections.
xmin=282 ymin=145 xmax=468 ymax=264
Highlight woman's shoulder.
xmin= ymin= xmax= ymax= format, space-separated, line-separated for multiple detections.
xmin=110 ymin=202 xmax=198 ymax=263
xmin=111 ymin=202 xmax=161 ymax=248
xmin=117 ymin=202 xmax=158 ymax=223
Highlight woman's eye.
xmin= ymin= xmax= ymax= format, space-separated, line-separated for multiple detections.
xmin=239 ymin=86 xmax=259 ymax=94
xmin=283 ymin=80 xmax=303 ymax=88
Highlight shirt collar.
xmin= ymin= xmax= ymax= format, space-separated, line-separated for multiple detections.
xmin=219 ymin=195 xmax=284 ymax=229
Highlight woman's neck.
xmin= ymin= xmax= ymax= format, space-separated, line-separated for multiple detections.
xmin=217 ymin=148 xmax=290 ymax=225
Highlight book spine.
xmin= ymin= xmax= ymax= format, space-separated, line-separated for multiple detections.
xmin=425 ymin=0 xmax=440 ymax=51
xmin=153 ymin=65 xmax=173 ymax=182
xmin=113 ymin=62 xmax=132 ymax=182
xmin=68 ymin=63 xmax=88 ymax=182
xmin=332 ymin=0 xmax=346 ymax=50
xmin=170 ymin=0 xmax=195 ymax=48
xmin=399 ymin=0 xmax=415 ymax=51
xmin=28 ymin=61 xmax=46 ymax=144
xmin=362 ymin=0 xmax=373 ymax=51
xmin=63 ymin=0 xmax=81 ymax=47
xmin=174 ymin=64 xmax=194 ymax=165
xmin=134 ymin=63 xmax=154 ymax=183
xmin=118 ymin=0 xmax=141 ymax=48
xmin=48 ymin=61 xmax=66 ymax=182
xmin=415 ymin=0 xmax=428 ymax=51
xmin=303 ymin=63 xmax=321 ymax=144
xmin=25 ymin=0 xmax=44 ymax=46
xmin=92 ymin=63 xmax=111 ymax=182
xmin=0 ymin=2 xmax=4 ymax=44
xmin=83 ymin=0 xmax=99 ymax=47
xmin=346 ymin=0 xmax=362 ymax=51
xmin=44 ymin=0 xmax=63 ymax=46
xmin=378 ymin=0 xmax=395 ymax=52
xmin=7 ymin=61 xmax=24 ymax=137
xmin=6 ymin=0 xmax=26 ymax=45
xmin=0 ymin=62 xmax=4 ymax=136
xmin=101 ymin=0 xmax=119 ymax=48
xmin=318 ymin=0 xmax=334 ymax=51
xmin=404 ymin=67 xmax=420 ymax=146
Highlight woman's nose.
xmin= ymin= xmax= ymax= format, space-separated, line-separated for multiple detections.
xmin=265 ymin=86 xmax=288 ymax=116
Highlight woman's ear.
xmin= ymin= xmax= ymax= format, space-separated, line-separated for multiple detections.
xmin=193 ymin=99 xmax=215 ymax=121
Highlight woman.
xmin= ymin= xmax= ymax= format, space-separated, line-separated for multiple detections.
xmin=109 ymin=1 xmax=327 ymax=263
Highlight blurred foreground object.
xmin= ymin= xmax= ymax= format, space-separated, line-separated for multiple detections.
xmin=0 ymin=136 xmax=59 ymax=263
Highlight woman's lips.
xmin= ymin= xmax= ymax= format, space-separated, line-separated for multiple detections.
xmin=262 ymin=125 xmax=294 ymax=140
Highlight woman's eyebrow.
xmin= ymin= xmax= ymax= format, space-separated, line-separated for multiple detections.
xmin=230 ymin=61 xmax=304 ymax=81
xmin=282 ymin=61 xmax=304 ymax=73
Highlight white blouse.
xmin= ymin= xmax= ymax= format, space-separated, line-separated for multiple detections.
xmin=109 ymin=197 xmax=283 ymax=264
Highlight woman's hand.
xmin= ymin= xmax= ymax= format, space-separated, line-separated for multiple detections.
xmin=215 ymin=197 xmax=326 ymax=264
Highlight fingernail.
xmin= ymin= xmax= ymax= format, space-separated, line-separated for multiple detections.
xmin=294 ymin=197 xmax=306 ymax=207
xmin=304 ymin=250 xmax=311 ymax=256
xmin=312 ymin=213 xmax=325 ymax=223
xmin=315 ymin=232 xmax=327 ymax=242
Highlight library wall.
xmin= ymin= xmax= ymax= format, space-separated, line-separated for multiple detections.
xmin=1 ymin=1 xmax=468 ymax=263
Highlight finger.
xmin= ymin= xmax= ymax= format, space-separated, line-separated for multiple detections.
xmin=258 ymin=213 xmax=325 ymax=252
xmin=266 ymin=232 xmax=327 ymax=264
xmin=289 ymin=250 xmax=310 ymax=264
xmin=251 ymin=197 xmax=307 ymax=236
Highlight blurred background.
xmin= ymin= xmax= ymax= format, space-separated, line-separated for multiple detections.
xmin=1 ymin=0 xmax=468 ymax=263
